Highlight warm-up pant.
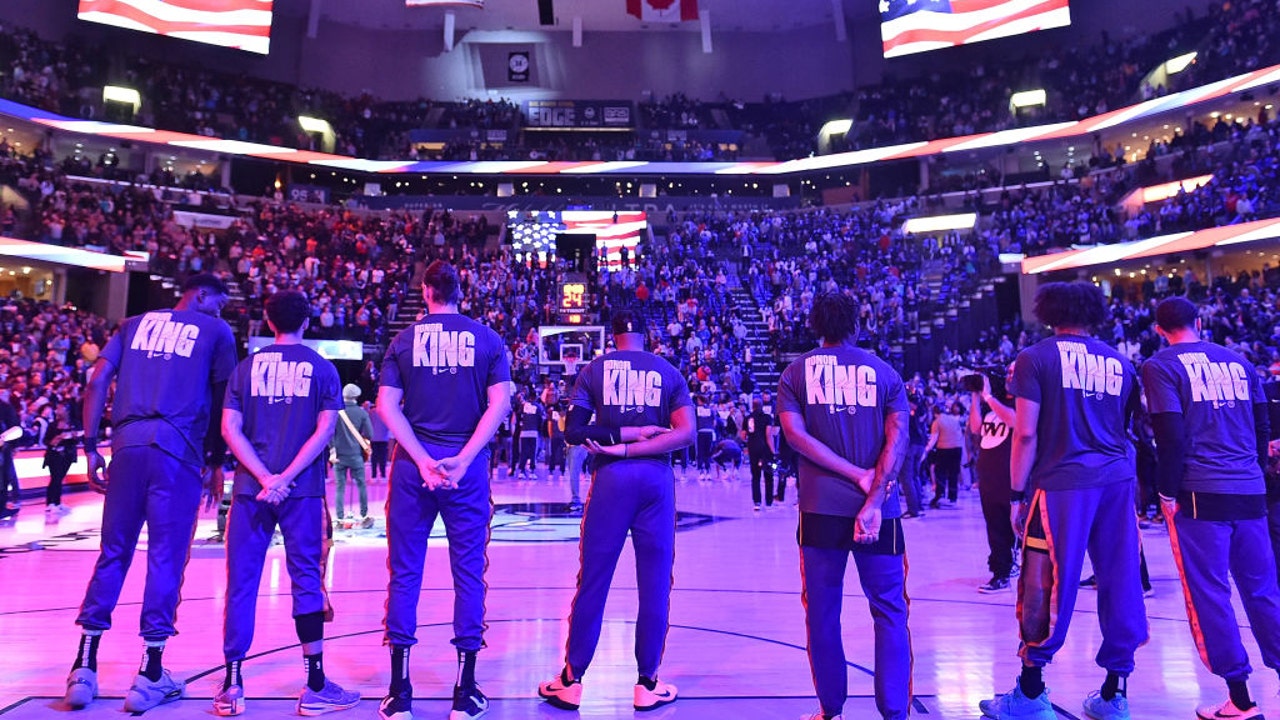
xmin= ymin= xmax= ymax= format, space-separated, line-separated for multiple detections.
xmin=46 ymin=456 xmax=73 ymax=506
xmin=566 ymin=445 xmax=588 ymax=503
xmin=564 ymin=459 xmax=675 ymax=679
xmin=384 ymin=443 xmax=491 ymax=651
xmin=77 ymin=447 xmax=203 ymax=639
xmin=370 ymin=441 xmax=389 ymax=480
xmin=801 ymin=545 xmax=911 ymax=719
xmin=333 ymin=456 xmax=368 ymax=519
xmin=978 ymin=475 xmax=1015 ymax=579
xmin=750 ymin=449 xmax=774 ymax=507
xmin=515 ymin=436 xmax=538 ymax=474
xmin=900 ymin=443 xmax=925 ymax=516
xmin=1270 ymin=499 xmax=1280 ymax=588
xmin=1166 ymin=511 xmax=1280 ymax=683
xmin=932 ymin=448 xmax=961 ymax=503
xmin=223 ymin=495 xmax=326 ymax=661
xmin=695 ymin=432 xmax=714 ymax=472
xmin=1017 ymin=481 xmax=1148 ymax=672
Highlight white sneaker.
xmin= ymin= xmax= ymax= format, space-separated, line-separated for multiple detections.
xmin=634 ymin=679 xmax=677 ymax=711
xmin=213 ymin=684 xmax=245 ymax=716
xmin=65 ymin=668 xmax=97 ymax=709
xmin=538 ymin=672 xmax=582 ymax=710
xmin=123 ymin=669 xmax=185 ymax=712
xmin=1197 ymin=698 xmax=1264 ymax=719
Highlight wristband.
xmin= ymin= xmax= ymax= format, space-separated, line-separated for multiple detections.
xmin=83 ymin=435 xmax=99 ymax=449
xmin=1011 ymin=490 xmax=1027 ymax=503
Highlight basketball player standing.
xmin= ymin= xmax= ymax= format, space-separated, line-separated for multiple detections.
xmin=377 ymin=261 xmax=512 ymax=720
xmin=215 ymin=290 xmax=360 ymax=716
xmin=65 ymin=274 xmax=238 ymax=712
xmin=981 ymin=282 xmax=1147 ymax=720
xmin=1143 ymin=297 xmax=1280 ymax=720
xmin=776 ymin=292 xmax=911 ymax=720
xmin=537 ymin=308 xmax=695 ymax=711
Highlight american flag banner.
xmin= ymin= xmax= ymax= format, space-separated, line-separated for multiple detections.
xmin=506 ymin=211 xmax=647 ymax=270
xmin=880 ymin=0 xmax=1071 ymax=58
xmin=77 ymin=0 xmax=274 ymax=54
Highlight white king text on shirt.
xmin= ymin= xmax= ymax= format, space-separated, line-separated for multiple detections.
xmin=804 ymin=354 xmax=878 ymax=408
xmin=1057 ymin=341 xmax=1123 ymax=396
xmin=250 ymin=352 xmax=313 ymax=402
xmin=1178 ymin=352 xmax=1250 ymax=405
xmin=413 ymin=324 xmax=476 ymax=369
xmin=130 ymin=312 xmax=199 ymax=359
xmin=602 ymin=359 xmax=662 ymax=409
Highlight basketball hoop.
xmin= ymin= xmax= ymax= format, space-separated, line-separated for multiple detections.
xmin=563 ymin=358 xmax=580 ymax=377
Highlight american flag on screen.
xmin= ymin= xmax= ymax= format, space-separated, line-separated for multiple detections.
xmin=77 ymin=0 xmax=274 ymax=54
xmin=571 ymin=211 xmax=647 ymax=269
xmin=880 ymin=0 xmax=1070 ymax=58
xmin=507 ymin=211 xmax=647 ymax=270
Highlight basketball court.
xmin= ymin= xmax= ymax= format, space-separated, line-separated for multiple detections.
xmin=0 ymin=471 xmax=1272 ymax=719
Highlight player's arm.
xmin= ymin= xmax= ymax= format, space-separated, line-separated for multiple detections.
xmin=442 ymin=382 xmax=512 ymax=474
xmin=1254 ymin=398 xmax=1271 ymax=474
xmin=922 ymin=417 xmax=939 ymax=454
xmin=1149 ymin=411 xmax=1187 ymax=500
xmin=563 ymin=408 xmax=665 ymax=445
xmin=376 ymin=385 xmax=437 ymax=468
xmin=779 ymin=410 xmax=872 ymax=492
xmin=82 ymin=357 xmax=116 ymax=453
xmin=222 ymin=408 xmax=273 ymax=484
xmin=967 ymin=393 xmax=983 ymax=435
xmin=594 ymin=405 xmax=696 ymax=457
xmin=81 ymin=356 xmax=117 ymax=493
xmin=868 ymin=409 xmax=908 ymax=506
xmin=274 ymin=410 xmax=339 ymax=486
xmin=1009 ymin=397 xmax=1040 ymax=494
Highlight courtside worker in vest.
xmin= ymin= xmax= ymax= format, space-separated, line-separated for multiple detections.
xmin=777 ymin=292 xmax=911 ymax=720
xmin=538 ymin=308 xmax=695 ymax=712
xmin=216 ymin=290 xmax=359 ymax=717
xmin=377 ymin=261 xmax=512 ymax=720
xmin=66 ymin=274 xmax=238 ymax=713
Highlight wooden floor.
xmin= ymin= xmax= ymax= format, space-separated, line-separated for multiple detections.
xmin=0 ymin=468 xmax=1275 ymax=719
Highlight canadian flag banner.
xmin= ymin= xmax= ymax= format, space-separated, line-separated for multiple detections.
xmin=626 ymin=0 xmax=699 ymax=22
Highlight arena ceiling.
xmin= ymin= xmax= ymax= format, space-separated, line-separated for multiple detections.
xmin=277 ymin=0 xmax=859 ymax=33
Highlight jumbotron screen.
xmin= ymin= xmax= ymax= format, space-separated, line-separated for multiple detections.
xmin=77 ymin=0 xmax=274 ymax=55
xmin=506 ymin=211 xmax=646 ymax=269
xmin=880 ymin=0 xmax=1070 ymax=58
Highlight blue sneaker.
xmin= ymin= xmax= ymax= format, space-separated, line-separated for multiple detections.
xmin=979 ymin=678 xmax=1056 ymax=720
xmin=1083 ymin=690 xmax=1131 ymax=720
xmin=298 ymin=679 xmax=360 ymax=716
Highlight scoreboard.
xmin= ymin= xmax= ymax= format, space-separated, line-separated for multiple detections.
xmin=558 ymin=276 xmax=590 ymax=324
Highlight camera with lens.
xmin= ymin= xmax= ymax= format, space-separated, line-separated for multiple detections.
xmin=959 ymin=366 xmax=1008 ymax=398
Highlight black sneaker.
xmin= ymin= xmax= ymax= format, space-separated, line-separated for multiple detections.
xmin=451 ymin=684 xmax=489 ymax=719
xmin=978 ymin=576 xmax=1011 ymax=594
xmin=378 ymin=688 xmax=412 ymax=720
xmin=1080 ymin=575 xmax=1098 ymax=589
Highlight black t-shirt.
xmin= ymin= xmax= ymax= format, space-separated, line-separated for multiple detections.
xmin=745 ymin=409 xmax=773 ymax=455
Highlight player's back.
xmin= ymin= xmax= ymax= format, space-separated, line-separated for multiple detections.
xmin=1011 ymin=333 xmax=1136 ymax=491
xmin=381 ymin=313 xmax=508 ymax=446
